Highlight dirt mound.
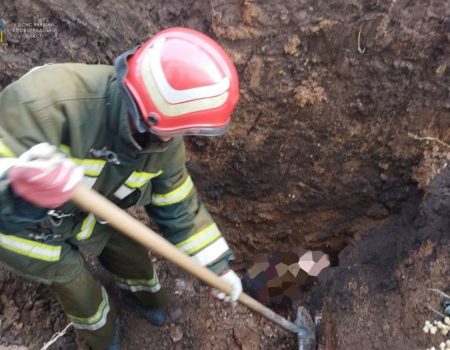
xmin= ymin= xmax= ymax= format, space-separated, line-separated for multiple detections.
xmin=0 ymin=0 xmax=449 ymax=349
xmin=314 ymin=169 xmax=450 ymax=349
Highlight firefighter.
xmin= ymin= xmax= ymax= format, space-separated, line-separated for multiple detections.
xmin=0 ymin=27 xmax=242 ymax=349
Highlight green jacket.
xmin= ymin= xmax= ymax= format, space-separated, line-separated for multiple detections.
xmin=0 ymin=63 xmax=233 ymax=274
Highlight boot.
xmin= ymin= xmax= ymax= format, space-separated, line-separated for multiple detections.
xmin=134 ymin=303 xmax=167 ymax=327
xmin=123 ymin=293 xmax=167 ymax=327
xmin=106 ymin=317 xmax=121 ymax=350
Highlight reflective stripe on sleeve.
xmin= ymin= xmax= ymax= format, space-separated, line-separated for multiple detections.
xmin=80 ymin=176 xmax=97 ymax=189
xmin=76 ymin=213 xmax=96 ymax=241
xmin=69 ymin=286 xmax=111 ymax=331
xmin=114 ymin=185 xmax=134 ymax=200
xmin=0 ymin=140 xmax=15 ymax=157
xmin=151 ymin=176 xmax=194 ymax=206
xmin=176 ymin=223 xmax=221 ymax=255
xmin=113 ymin=272 xmax=161 ymax=293
xmin=191 ymin=237 xmax=230 ymax=267
xmin=113 ymin=170 xmax=163 ymax=200
xmin=125 ymin=170 xmax=163 ymax=189
xmin=0 ymin=233 xmax=61 ymax=262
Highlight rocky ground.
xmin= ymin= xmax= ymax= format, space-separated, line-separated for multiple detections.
xmin=0 ymin=0 xmax=449 ymax=349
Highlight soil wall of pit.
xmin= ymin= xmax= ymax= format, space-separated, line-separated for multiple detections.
xmin=1 ymin=0 xmax=449 ymax=257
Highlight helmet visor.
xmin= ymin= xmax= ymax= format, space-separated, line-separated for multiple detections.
xmin=148 ymin=123 xmax=230 ymax=137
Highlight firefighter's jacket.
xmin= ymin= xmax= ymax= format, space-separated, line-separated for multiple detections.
xmin=0 ymin=63 xmax=234 ymax=277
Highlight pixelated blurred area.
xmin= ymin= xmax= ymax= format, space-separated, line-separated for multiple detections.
xmin=243 ymin=250 xmax=330 ymax=307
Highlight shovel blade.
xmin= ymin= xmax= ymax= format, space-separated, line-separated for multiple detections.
xmin=295 ymin=306 xmax=316 ymax=350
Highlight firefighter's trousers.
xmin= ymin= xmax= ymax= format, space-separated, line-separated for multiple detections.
xmin=0 ymin=225 xmax=167 ymax=349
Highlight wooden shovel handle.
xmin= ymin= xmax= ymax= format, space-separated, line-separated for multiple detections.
xmin=71 ymin=184 xmax=304 ymax=335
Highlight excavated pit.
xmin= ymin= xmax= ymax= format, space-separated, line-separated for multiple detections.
xmin=0 ymin=0 xmax=449 ymax=349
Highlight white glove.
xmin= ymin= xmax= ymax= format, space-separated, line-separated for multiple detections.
xmin=8 ymin=143 xmax=83 ymax=208
xmin=211 ymin=270 xmax=243 ymax=302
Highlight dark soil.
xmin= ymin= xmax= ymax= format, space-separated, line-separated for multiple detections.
xmin=0 ymin=0 xmax=449 ymax=349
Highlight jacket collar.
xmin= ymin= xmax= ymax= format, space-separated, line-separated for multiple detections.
xmin=114 ymin=46 xmax=148 ymax=133
xmin=107 ymin=78 xmax=171 ymax=155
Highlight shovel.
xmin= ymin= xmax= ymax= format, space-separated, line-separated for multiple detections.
xmin=71 ymin=184 xmax=316 ymax=350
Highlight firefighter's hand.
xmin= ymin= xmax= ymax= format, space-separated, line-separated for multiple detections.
xmin=211 ymin=269 xmax=243 ymax=302
xmin=8 ymin=143 xmax=83 ymax=208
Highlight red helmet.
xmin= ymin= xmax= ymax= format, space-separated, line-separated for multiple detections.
xmin=117 ymin=27 xmax=239 ymax=136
